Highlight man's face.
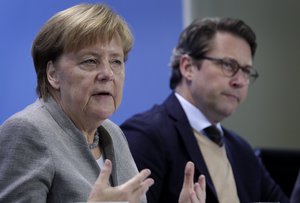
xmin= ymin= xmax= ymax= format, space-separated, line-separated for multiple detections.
xmin=188 ymin=32 xmax=253 ymax=123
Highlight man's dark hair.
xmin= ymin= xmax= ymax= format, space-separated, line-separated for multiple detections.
xmin=169 ymin=17 xmax=257 ymax=90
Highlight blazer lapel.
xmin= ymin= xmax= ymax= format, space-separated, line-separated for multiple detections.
xmin=223 ymin=128 xmax=248 ymax=202
xmin=164 ymin=93 xmax=217 ymax=196
xmin=98 ymin=126 xmax=117 ymax=186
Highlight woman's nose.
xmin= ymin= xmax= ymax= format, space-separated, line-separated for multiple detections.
xmin=96 ymin=61 xmax=114 ymax=81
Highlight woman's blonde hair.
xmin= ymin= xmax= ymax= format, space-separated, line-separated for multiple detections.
xmin=32 ymin=3 xmax=133 ymax=100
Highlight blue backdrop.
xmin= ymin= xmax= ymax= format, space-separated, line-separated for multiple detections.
xmin=0 ymin=0 xmax=182 ymax=125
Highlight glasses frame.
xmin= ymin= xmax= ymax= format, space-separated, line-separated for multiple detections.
xmin=195 ymin=55 xmax=259 ymax=84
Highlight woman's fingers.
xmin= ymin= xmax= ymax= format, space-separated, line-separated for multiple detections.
xmin=119 ymin=168 xmax=154 ymax=192
xmin=179 ymin=161 xmax=206 ymax=203
xmin=116 ymin=168 xmax=154 ymax=203
xmin=88 ymin=161 xmax=154 ymax=203
xmin=198 ymin=175 xmax=206 ymax=202
xmin=136 ymin=175 xmax=155 ymax=194
xmin=96 ymin=159 xmax=112 ymax=188
xmin=88 ymin=159 xmax=113 ymax=201
xmin=194 ymin=175 xmax=206 ymax=203
xmin=183 ymin=161 xmax=195 ymax=188
xmin=198 ymin=175 xmax=206 ymax=192
xmin=179 ymin=161 xmax=196 ymax=203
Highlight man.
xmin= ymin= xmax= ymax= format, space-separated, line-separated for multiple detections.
xmin=121 ymin=17 xmax=289 ymax=203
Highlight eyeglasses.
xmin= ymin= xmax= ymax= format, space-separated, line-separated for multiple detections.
xmin=197 ymin=56 xmax=259 ymax=84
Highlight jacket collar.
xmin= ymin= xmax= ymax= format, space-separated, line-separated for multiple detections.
xmin=163 ymin=92 xmax=218 ymax=196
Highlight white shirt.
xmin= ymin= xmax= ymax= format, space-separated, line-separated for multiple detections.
xmin=175 ymin=92 xmax=223 ymax=135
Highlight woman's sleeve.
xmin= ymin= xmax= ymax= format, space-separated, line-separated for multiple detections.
xmin=0 ymin=117 xmax=54 ymax=202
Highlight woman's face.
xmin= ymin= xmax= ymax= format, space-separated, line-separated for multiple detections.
xmin=47 ymin=36 xmax=125 ymax=131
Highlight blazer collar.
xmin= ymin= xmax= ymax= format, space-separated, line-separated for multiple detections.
xmin=164 ymin=92 xmax=218 ymax=196
xmin=98 ymin=125 xmax=118 ymax=186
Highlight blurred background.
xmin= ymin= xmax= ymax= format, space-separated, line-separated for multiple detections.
xmin=1 ymin=0 xmax=299 ymax=150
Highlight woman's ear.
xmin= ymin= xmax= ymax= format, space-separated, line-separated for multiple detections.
xmin=179 ymin=54 xmax=194 ymax=81
xmin=46 ymin=61 xmax=60 ymax=90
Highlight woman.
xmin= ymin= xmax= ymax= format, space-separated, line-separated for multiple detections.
xmin=0 ymin=3 xmax=205 ymax=203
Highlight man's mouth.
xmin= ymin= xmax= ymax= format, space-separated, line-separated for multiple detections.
xmin=223 ymin=93 xmax=239 ymax=102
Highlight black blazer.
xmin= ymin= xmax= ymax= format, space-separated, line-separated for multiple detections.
xmin=121 ymin=93 xmax=288 ymax=203
xmin=291 ymin=170 xmax=300 ymax=203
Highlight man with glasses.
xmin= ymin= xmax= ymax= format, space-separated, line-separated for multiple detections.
xmin=121 ymin=17 xmax=288 ymax=203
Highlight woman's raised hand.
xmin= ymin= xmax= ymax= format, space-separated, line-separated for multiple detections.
xmin=88 ymin=159 xmax=154 ymax=203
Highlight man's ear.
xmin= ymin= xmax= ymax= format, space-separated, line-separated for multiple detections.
xmin=46 ymin=61 xmax=60 ymax=90
xmin=179 ymin=54 xmax=194 ymax=80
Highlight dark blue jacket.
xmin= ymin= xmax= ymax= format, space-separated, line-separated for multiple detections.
xmin=121 ymin=93 xmax=289 ymax=203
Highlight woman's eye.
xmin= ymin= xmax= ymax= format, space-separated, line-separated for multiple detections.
xmin=111 ymin=59 xmax=122 ymax=65
xmin=80 ymin=59 xmax=98 ymax=70
xmin=110 ymin=59 xmax=124 ymax=74
xmin=83 ymin=59 xmax=97 ymax=65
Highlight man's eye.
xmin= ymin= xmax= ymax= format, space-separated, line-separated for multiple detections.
xmin=221 ymin=61 xmax=235 ymax=71
xmin=242 ymin=68 xmax=251 ymax=75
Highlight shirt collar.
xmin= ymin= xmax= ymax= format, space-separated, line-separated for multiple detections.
xmin=175 ymin=92 xmax=223 ymax=135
